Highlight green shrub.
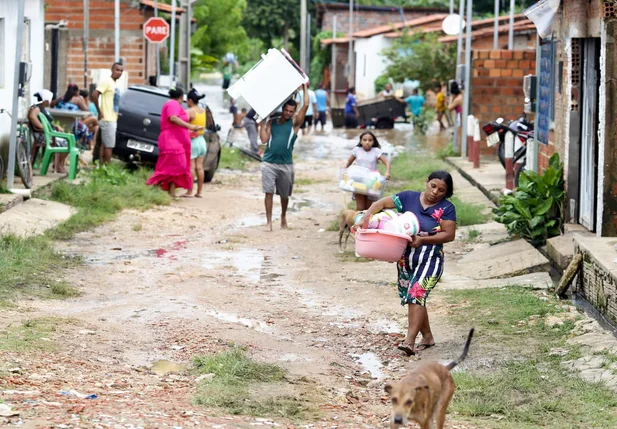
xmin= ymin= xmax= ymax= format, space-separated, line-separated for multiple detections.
xmin=493 ymin=153 xmax=564 ymax=246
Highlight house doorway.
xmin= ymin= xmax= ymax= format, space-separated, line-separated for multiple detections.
xmin=578 ymin=38 xmax=600 ymax=231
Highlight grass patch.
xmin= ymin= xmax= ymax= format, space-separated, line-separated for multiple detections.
xmin=442 ymin=287 xmax=617 ymax=428
xmin=444 ymin=287 xmax=575 ymax=343
xmin=451 ymin=197 xmax=490 ymax=226
xmin=0 ymin=234 xmax=80 ymax=305
xmin=465 ymin=228 xmax=481 ymax=242
xmin=326 ymin=218 xmax=340 ymax=232
xmin=295 ymin=177 xmax=319 ymax=186
xmin=43 ymin=165 xmax=169 ymax=240
xmin=194 ymin=347 xmax=316 ymax=420
xmin=0 ymin=317 xmax=72 ymax=352
xmin=337 ymin=249 xmax=370 ymax=263
xmin=387 ymin=153 xmax=489 ymax=226
xmin=219 ymin=146 xmax=258 ymax=170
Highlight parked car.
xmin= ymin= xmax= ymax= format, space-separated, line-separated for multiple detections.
xmin=113 ymin=85 xmax=221 ymax=182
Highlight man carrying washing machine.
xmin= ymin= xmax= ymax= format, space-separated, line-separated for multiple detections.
xmin=259 ymin=84 xmax=309 ymax=232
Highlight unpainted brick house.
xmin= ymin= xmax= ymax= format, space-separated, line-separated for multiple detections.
xmin=532 ymin=0 xmax=617 ymax=238
xmin=44 ymin=0 xmax=186 ymax=96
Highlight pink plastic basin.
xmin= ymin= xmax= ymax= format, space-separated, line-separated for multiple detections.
xmin=354 ymin=229 xmax=413 ymax=263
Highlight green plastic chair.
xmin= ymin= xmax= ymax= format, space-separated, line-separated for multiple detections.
xmin=38 ymin=112 xmax=79 ymax=180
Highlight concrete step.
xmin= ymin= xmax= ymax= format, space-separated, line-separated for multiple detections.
xmin=440 ymin=271 xmax=552 ymax=290
xmin=0 ymin=198 xmax=74 ymax=237
xmin=449 ymin=238 xmax=550 ymax=280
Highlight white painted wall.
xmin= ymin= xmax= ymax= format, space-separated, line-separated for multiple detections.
xmin=354 ymin=35 xmax=392 ymax=100
xmin=596 ymin=22 xmax=607 ymax=237
xmin=0 ymin=0 xmax=45 ymax=150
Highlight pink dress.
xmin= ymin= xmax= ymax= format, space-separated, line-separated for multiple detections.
xmin=147 ymin=100 xmax=193 ymax=191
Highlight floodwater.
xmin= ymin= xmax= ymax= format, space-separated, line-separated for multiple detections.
xmin=351 ymin=352 xmax=385 ymax=380
xmin=195 ymin=83 xmax=451 ymax=163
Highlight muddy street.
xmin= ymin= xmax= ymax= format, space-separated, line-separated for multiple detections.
xmin=5 ymin=85 xmax=611 ymax=429
xmin=0 ymin=86 xmax=482 ymax=428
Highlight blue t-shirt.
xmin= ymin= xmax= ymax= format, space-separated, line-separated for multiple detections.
xmin=405 ymin=95 xmax=425 ymax=116
xmin=344 ymin=94 xmax=357 ymax=115
xmin=393 ymin=190 xmax=456 ymax=235
xmin=393 ymin=190 xmax=456 ymax=274
xmin=315 ymin=89 xmax=328 ymax=112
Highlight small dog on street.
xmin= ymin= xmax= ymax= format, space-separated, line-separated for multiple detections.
xmin=339 ymin=209 xmax=360 ymax=252
xmin=384 ymin=328 xmax=474 ymax=429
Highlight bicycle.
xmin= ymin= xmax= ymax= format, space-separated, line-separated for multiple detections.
xmin=0 ymin=109 xmax=33 ymax=189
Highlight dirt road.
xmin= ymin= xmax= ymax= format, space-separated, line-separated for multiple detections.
xmin=0 ymin=142 xmax=495 ymax=428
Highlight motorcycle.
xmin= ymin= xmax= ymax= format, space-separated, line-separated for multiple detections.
xmin=482 ymin=114 xmax=534 ymax=168
xmin=483 ymin=114 xmax=534 ymax=187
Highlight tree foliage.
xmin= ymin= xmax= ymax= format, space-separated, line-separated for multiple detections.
xmin=382 ymin=32 xmax=456 ymax=91
xmin=191 ymin=0 xmax=249 ymax=64
xmin=242 ymin=0 xmax=301 ymax=53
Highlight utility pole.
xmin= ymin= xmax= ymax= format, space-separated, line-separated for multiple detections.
xmin=331 ymin=15 xmax=337 ymax=103
xmin=178 ymin=0 xmax=191 ymax=87
xmin=508 ymin=0 xmax=515 ymax=49
xmin=84 ymin=0 xmax=89 ymax=88
xmin=307 ymin=13 xmax=311 ymax=76
xmin=348 ymin=0 xmax=354 ymax=87
xmin=450 ymin=0 xmax=454 ymax=14
xmin=114 ymin=0 xmax=120 ymax=61
xmin=170 ymin=0 xmax=176 ymax=80
xmin=493 ymin=0 xmax=500 ymax=49
xmin=456 ymin=0 xmax=464 ymax=67
xmin=7 ymin=0 xmax=25 ymax=189
xmin=454 ymin=0 xmax=465 ymax=152
xmin=300 ymin=0 xmax=307 ymax=71
xmin=462 ymin=0 xmax=473 ymax=157
xmin=155 ymin=0 xmax=160 ymax=82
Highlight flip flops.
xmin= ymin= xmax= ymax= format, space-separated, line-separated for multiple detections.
xmin=415 ymin=343 xmax=436 ymax=352
xmin=397 ymin=343 xmax=415 ymax=356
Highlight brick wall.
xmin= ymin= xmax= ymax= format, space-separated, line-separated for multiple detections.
xmin=46 ymin=0 xmax=153 ymax=87
xmin=470 ymin=49 xmax=536 ymax=155
xmin=576 ymin=243 xmax=617 ymax=325
xmin=320 ymin=10 xmax=437 ymax=33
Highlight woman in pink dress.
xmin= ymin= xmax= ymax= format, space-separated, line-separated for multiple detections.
xmin=147 ymin=86 xmax=202 ymax=199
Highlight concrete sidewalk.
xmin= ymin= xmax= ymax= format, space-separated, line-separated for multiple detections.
xmin=446 ymin=156 xmax=505 ymax=204
xmin=0 ymin=172 xmax=66 ymax=213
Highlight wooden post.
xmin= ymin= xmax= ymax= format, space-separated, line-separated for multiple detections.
xmin=505 ymin=131 xmax=514 ymax=189
xmin=473 ymin=117 xmax=481 ymax=168
xmin=555 ymin=254 xmax=583 ymax=297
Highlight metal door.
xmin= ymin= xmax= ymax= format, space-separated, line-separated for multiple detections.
xmin=579 ymin=39 xmax=599 ymax=230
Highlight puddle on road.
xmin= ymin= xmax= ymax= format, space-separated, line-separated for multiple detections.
xmin=202 ymin=249 xmax=263 ymax=283
xmin=369 ymin=319 xmax=403 ymax=334
xmin=204 ymin=310 xmax=274 ymax=334
xmin=151 ymin=360 xmax=188 ymax=376
xmin=351 ymin=352 xmax=385 ymax=380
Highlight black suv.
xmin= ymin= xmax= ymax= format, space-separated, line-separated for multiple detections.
xmin=114 ymin=85 xmax=221 ymax=182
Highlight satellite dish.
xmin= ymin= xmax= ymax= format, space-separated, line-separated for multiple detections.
xmin=442 ymin=14 xmax=466 ymax=36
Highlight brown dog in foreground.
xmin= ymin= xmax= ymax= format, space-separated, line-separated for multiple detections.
xmin=384 ymin=329 xmax=474 ymax=429
xmin=339 ymin=209 xmax=360 ymax=252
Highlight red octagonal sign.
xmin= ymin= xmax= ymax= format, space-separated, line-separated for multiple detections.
xmin=143 ymin=17 xmax=170 ymax=44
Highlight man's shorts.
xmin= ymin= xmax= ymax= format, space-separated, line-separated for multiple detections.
xmin=99 ymin=120 xmax=117 ymax=149
xmin=222 ymin=78 xmax=231 ymax=89
xmin=300 ymin=115 xmax=313 ymax=129
xmin=261 ymin=162 xmax=294 ymax=199
xmin=314 ymin=111 xmax=327 ymax=126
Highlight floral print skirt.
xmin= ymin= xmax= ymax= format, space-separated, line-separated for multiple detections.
xmin=396 ymin=254 xmax=443 ymax=307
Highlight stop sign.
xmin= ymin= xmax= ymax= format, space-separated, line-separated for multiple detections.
xmin=143 ymin=17 xmax=170 ymax=44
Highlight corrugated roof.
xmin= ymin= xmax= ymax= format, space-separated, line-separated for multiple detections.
xmin=321 ymin=13 xmax=530 ymax=45
xmin=438 ymin=21 xmax=536 ymax=43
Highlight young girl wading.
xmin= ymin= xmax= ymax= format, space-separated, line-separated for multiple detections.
xmin=355 ymin=171 xmax=457 ymax=356
xmin=344 ymin=131 xmax=391 ymax=211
